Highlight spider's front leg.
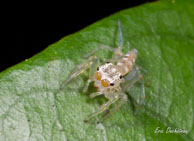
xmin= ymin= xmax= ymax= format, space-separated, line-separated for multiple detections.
xmin=83 ymin=56 xmax=100 ymax=93
xmin=84 ymin=93 xmax=120 ymax=123
xmin=61 ymin=55 xmax=98 ymax=90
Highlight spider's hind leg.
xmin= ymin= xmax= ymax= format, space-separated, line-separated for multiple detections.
xmin=135 ymin=78 xmax=145 ymax=116
xmin=99 ymin=93 xmax=128 ymax=123
xmin=122 ymin=66 xmax=146 ymax=116
xmin=83 ymin=20 xmax=125 ymax=63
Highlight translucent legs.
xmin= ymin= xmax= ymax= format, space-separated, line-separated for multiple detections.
xmin=83 ymin=79 xmax=93 ymax=93
xmin=83 ymin=44 xmax=123 ymax=64
xmin=83 ymin=20 xmax=124 ymax=59
xmin=84 ymin=93 xmax=128 ymax=123
xmin=135 ymin=81 xmax=145 ymax=115
xmin=61 ymin=56 xmax=98 ymax=90
xmin=83 ymin=57 xmax=100 ymax=93
xmin=123 ymin=66 xmax=146 ymax=115
xmin=99 ymin=93 xmax=128 ymax=122
xmin=89 ymin=92 xmax=103 ymax=98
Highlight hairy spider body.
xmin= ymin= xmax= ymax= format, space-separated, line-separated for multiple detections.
xmin=94 ymin=62 xmax=123 ymax=94
xmin=63 ymin=21 xmax=146 ymax=123
xmin=116 ymin=49 xmax=137 ymax=75
xmin=94 ymin=49 xmax=137 ymax=94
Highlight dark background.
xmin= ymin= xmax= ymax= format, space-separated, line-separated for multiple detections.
xmin=1 ymin=0 xmax=155 ymax=72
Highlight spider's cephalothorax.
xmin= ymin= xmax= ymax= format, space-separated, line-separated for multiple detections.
xmin=63 ymin=20 xmax=146 ymax=123
xmin=94 ymin=62 xmax=123 ymax=93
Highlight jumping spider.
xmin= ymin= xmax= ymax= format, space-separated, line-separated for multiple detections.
xmin=63 ymin=20 xmax=146 ymax=123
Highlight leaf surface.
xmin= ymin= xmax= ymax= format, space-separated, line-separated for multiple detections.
xmin=0 ymin=0 xmax=194 ymax=140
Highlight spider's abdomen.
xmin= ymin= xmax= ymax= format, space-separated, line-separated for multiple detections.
xmin=116 ymin=49 xmax=137 ymax=76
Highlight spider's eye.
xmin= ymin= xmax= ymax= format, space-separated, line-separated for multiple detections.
xmin=106 ymin=62 xmax=110 ymax=64
xmin=120 ymin=75 xmax=123 ymax=79
xmin=97 ymin=67 xmax=99 ymax=71
xmin=110 ymin=83 xmax=114 ymax=86
xmin=95 ymin=72 xmax=101 ymax=80
xmin=101 ymin=79 xmax=109 ymax=87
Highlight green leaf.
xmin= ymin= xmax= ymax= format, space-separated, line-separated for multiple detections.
xmin=0 ymin=0 xmax=194 ymax=140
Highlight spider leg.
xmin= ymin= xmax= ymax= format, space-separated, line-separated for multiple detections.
xmin=122 ymin=66 xmax=146 ymax=115
xmin=61 ymin=56 xmax=98 ymax=89
xmin=137 ymin=66 xmax=151 ymax=87
xmin=122 ymin=66 xmax=140 ymax=91
xmin=100 ymin=20 xmax=125 ymax=59
xmin=83 ymin=57 xmax=100 ymax=93
xmin=99 ymin=93 xmax=128 ymax=122
xmin=83 ymin=79 xmax=93 ymax=93
xmin=82 ymin=44 xmax=123 ymax=67
xmin=118 ymin=20 xmax=123 ymax=51
xmin=84 ymin=20 xmax=124 ymax=58
xmin=84 ymin=93 xmax=120 ymax=123
xmin=134 ymin=76 xmax=145 ymax=116
xmin=99 ymin=21 xmax=126 ymax=63
xmin=83 ymin=44 xmax=119 ymax=59
xmin=89 ymin=92 xmax=103 ymax=98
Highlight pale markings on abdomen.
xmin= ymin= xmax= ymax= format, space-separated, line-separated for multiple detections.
xmin=125 ymin=66 xmax=129 ymax=72
xmin=117 ymin=62 xmax=123 ymax=66
xmin=123 ymin=57 xmax=128 ymax=61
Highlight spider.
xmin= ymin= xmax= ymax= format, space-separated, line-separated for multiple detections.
xmin=63 ymin=20 xmax=146 ymax=123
